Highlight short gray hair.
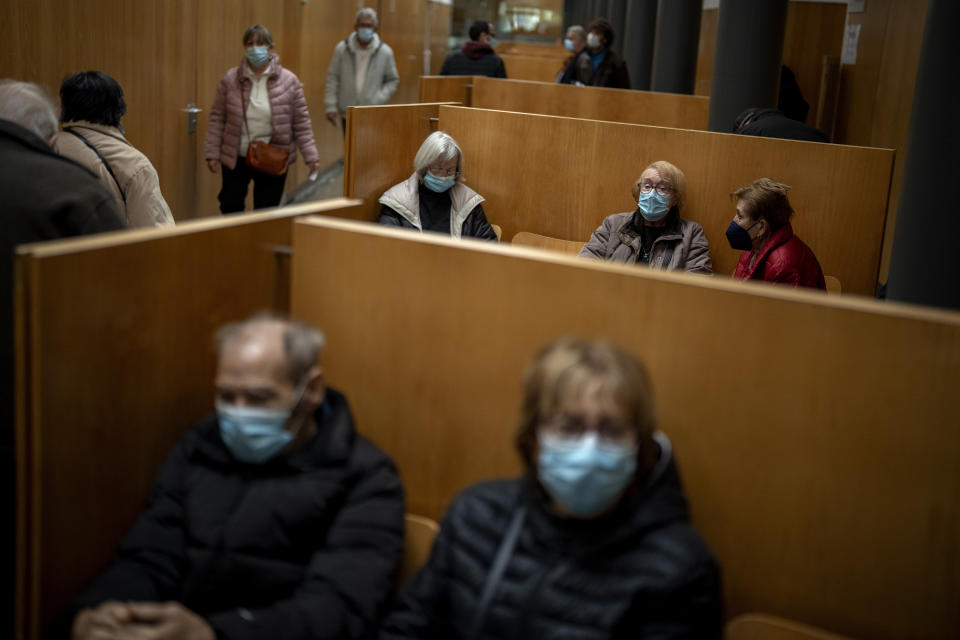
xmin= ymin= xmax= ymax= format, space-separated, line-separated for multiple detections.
xmin=216 ymin=311 xmax=326 ymax=385
xmin=0 ymin=79 xmax=58 ymax=143
xmin=414 ymin=131 xmax=463 ymax=181
xmin=567 ymin=25 xmax=586 ymax=41
xmin=356 ymin=8 xmax=378 ymax=27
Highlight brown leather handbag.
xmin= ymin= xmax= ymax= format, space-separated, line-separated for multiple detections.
xmin=245 ymin=140 xmax=289 ymax=176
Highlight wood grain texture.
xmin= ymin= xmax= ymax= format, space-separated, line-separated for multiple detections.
xmin=418 ymin=75 xmax=474 ymax=105
xmin=14 ymin=199 xmax=362 ymax=640
xmin=471 ymin=77 xmax=710 ymax=130
xmin=510 ymin=231 xmax=582 ymax=255
xmin=438 ymin=106 xmax=893 ymax=296
xmin=291 ymin=215 xmax=960 ymax=640
xmin=499 ymin=53 xmax=567 ymax=82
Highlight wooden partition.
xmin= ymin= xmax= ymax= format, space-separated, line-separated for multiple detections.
xmin=495 ymin=42 xmax=569 ymax=59
xmin=344 ymin=102 xmax=452 ymax=222
xmin=14 ymin=199 xmax=362 ymax=640
xmin=291 ymin=216 xmax=960 ymax=640
xmin=418 ymin=75 xmax=473 ymax=105
xmin=471 ymin=77 xmax=710 ymax=129
xmin=499 ymin=53 xmax=566 ymax=82
xmin=435 ymin=106 xmax=892 ymax=296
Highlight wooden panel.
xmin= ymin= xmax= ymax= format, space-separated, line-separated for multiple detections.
xmin=291 ymin=216 xmax=960 ymax=640
xmin=499 ymin=53 xmax=566 ymax=82
xmin=376 ymin=0 xmax=424 ymax=106
xmin=418 ymin=75 xmax=474 ymax=105
xmin=726 ymin=614 xmax=855 ymax=640
xmin=344 ymin=102 xmax=445 ymax=222
xmin=14 ymin=199 xmax=363 ymax=640
xmin=496 ymin=42 xmax=569 ymax=59
xmin=439 ymin=106 xmax=892 ymax=296
xmin=510 ymin=231 xmax=582 ymax=255
xmin=471 ymin=77 xmax=710 ymax=130
xmin=427 ymin=2 xmax=453 ymax=75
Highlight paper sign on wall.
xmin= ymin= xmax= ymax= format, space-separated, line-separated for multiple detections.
xmin=842 ymin=23 xmax=861 ymax=65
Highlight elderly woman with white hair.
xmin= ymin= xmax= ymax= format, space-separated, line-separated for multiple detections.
xmin=378 ymin=131 xmax=497 ymax=240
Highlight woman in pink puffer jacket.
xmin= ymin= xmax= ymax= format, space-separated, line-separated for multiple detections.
xmin=205 ymin=25 xmax=319 ymax=214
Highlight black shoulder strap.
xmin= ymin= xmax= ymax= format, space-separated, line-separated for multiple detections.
xmin=64 ymin=127 xmax=126 ymax=203
xmin=466 ymin=505 xmax=528 ymax=640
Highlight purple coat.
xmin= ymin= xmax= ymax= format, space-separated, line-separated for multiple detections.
xmin=205 ymin=54 xmax=319 ymax=170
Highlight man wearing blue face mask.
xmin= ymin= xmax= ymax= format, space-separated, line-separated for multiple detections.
xmin=579 ymin=160 xmax=713 ymax=274
xmin=57 ymin=314 xmax=405 ymax=640
xmin=325 ymin=8 xmax=399 ymax=132
xmin=381 ymin=338 xmax=722 ymax=639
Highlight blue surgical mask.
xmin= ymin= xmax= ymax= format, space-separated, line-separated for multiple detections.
xmin=537 ymin=433 xmax=637 ymax=518
xmin=563 ymin=38 xmax=575 ymax=52
xmin=357 ymin=27 xmax=374 ymax=43
xmin=725 ymin=219 xmax=759 ymax=251
xmin=423 ymin=172 xmax=455 ymax=193
xmin=637 ymin=190 xmax=671 ymax=222
xmin=216 ymin=381 xmax=307 ymax=464
xmin=245 ymin=45 xmax=270 ymax=67
xmin=488 ymin=37 xmax=499 ymax=48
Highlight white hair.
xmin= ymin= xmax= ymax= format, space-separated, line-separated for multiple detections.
xmin=567 ymin=25 xmax=586 ymax=40
xmin=413 ymin=131 xmax=463 ymax=181
xmin=216 ymin=312 xmax=326 ymax=384
xmin=356 ymin=8 xmax=378 ymax=27
xmin=0 ymin=79 xmax=58 ymax=143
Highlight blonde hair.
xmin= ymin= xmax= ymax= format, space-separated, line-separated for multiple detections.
xmin=631 ymin=160 xmax=687 ymax=213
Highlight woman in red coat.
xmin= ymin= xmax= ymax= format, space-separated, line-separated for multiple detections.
xmin=725 ymin=178 xmax=825 ymax=290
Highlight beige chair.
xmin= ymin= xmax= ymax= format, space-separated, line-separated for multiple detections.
xmin=510 ymin=231 xmax=583 ymax=255
xmin=726 ymin=614 xmax=856 ymax=640
xmin=399 ymin=513 xmax=440 ymax=588
xmin=491 ymin=223 xmax=502 ymax=242
xmin=824 ymin=275 xmax=842 ymax=295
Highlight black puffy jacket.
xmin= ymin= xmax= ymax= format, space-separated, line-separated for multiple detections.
xmin=380 ymin=435 xmax=721 ymax=639
xmin=56 ymin=389 xmax=405 ymax=640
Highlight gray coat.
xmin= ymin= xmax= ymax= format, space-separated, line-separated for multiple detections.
xmin=324 ymin=33 xmax=399 ymax=116
xmin=579 ymin=211 xmax=713 ymax=274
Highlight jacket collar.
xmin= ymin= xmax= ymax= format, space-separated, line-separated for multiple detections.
xmin=61 ymin=120 xmax=131 ymax=147
xmin=749 ymin=222 xmax=795 ymax=270
xmin=0 ymin=117 xmax=54 ymax=154
xmin=238 ymin=53 xmax=282 ymax=83
xmin=618 ymin=208 xmax=682 ymax=246
xmin=346 ymin=31 xmax=382 ymax=54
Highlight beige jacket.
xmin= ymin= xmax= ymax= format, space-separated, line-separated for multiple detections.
xmin=55 ymin=121 xmax=174 ymax=228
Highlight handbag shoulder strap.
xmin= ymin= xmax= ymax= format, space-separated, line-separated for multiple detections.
xmin=64 ymin=127 xmax=126 ymax=203
xmin=466 ymin=504 xmax=528 ymax=640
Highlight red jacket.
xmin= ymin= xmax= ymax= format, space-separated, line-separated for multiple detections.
xmin=733 ymin=222 xmax=825 ymax=289
xmin=204 ymin=54 xmax=319 ymax=170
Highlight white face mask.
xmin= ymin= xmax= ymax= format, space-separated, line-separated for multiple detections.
xmin=586 ymin=33 xmax=601 ymax=49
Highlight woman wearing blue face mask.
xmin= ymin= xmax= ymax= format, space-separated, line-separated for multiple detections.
xmin=380 ymin=338 xmax=722 ymax=639
xmin=378 ymin=131 xmax=498 ymax=240
xmin=579 ymin=160 xmax=713 ymax=274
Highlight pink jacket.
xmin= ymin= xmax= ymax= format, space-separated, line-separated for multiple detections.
xmin=204 ymin=54 xmax=319 ymax=170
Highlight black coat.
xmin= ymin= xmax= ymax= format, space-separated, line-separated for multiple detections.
xmin=440 ymin=43 xmax=507 ymax=78
xmin=734 ymin=108 xmax=828 ymax=143
xmin=575 ymin=49 xmax=631 ymax=89
xmin=380 ymin=437 xmax=722 ymax=639
xmin=56 ymin=389 xmax=405 ymax=640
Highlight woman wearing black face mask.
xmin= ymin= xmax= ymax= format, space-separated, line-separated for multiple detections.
xmin=574 ymin=18 xmax=631 ymax=89
xmin=726 ymin=178 xmax=826 ymax=289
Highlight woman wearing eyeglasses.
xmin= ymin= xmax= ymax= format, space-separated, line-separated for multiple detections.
xmin=380 ymin=338 xmax=722 ymax=639
xmin=378 ymin=131 xmax=497 ymax=241
xmin=579 ymin=160 xmax=713 ymax=274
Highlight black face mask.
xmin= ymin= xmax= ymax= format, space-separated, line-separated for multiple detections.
xmin=725 ymin=219 xmax=759 ymax=251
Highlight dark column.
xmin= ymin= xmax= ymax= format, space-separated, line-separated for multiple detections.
xmin=886 ymin=0 xmax=960 ymax=310
xmin=607 ymin=0 xmax=628 ymax=54
xmin=707 ymin=0 xmax=788 ymax=131
xmin=622 ymin=0 xmax=658 ymax=90
xmin=650 ymin=0 xmax=701 ymax=94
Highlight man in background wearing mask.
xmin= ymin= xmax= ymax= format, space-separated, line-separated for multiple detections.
xmin=440 ymin=20 xmax=507 ymax=78
xmin=58 ymin=314 xmax=404 ymax=640
xmin=325 ymin=8 xmax=399 ymax=133
xmin=557 ymin=25 xmax=587 ymax=84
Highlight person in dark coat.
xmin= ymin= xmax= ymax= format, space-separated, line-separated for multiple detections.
xmin=726 ymin=178 xmax=826 ymax=289
xmin=733 ymin=107 xmax=828 ymax=143
xmin=380 ymin=338 xmax=722 ymax=640
xmin=440 ymin=20 xmax=507 ymax=78
xmin=0 ymin=80 xmax=125 ymax=638
xmin=575 ymin=18 xmax=631 ymax=89
xmin=558 ymin=25 xmax=587 ymax=84
xmin=58 ymin=314 xmax=405 ymax=640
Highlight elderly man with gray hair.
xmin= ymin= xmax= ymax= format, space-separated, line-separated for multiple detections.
xmin=56 ymin=313 xmax=405 ymax=640
xmin=324 ymin=8 xmax=399 ymax=132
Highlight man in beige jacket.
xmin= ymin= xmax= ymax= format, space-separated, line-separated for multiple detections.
xmin=55 ymin=71 xmax=174 ymax=228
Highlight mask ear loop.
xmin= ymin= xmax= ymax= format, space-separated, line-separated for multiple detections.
xmin=284 ymin=376 xmax=314 ymax=438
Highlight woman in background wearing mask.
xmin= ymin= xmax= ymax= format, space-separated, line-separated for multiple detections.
xmin=726 ymin=178 xmax=825 ymax=289
xmin=378 ymin=131 xmax=498 ymax=240
xmin=204 ymin=25 xmax=319 ymax=214
xmin=579 ymin=160 xmax=713 ymax=274
xmin=575 ymin=17 xmax=631 ymax=89
xmin=380 ymin=338 xmax=723 ymax=639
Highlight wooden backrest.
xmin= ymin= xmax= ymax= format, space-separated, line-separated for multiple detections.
xmin=14 ymin=199 xmax=363 ymax=640
xmin=471 ymin=77 xmax=710 ymax=129
xmin=417 ymin=75 xmax=473 ymax=105
xmin=510 ymin=231 xmax=582 ymax=255
xmin=495 ymin=42 xmax=569 ymax=59
xmin=437 ymin=106 xmax=893 ymax=296
xmin=824 ymin=275 xmax=842 ymax=294
xmin=290 ymin=216 xmax=960 ymax=640
xmin=400 ymin=514 xmax=440 ymax=588
xmin=726 ymin=614 xmax=856 ymax=640
xmin=499 ymin=53 xmax=566 ymax=82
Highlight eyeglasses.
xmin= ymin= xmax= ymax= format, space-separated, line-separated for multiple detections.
xmin=428 ymin=165 xmax=457 ymax=178
xmin=538 ymin=413 xmax=636 ymax=444
xmin=639 ymin=183 xmax=673 ymax=196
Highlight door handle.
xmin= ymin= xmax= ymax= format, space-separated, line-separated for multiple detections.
xmin=182 ymin=103 xmax=202 ymax=133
